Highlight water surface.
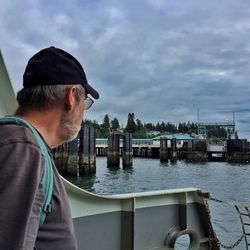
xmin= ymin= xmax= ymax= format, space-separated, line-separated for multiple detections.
xmin=66 ymin=158 xmax=250 ymax=249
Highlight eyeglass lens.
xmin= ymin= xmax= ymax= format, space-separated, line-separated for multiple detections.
xmin=85 ymin=97 xmax=94 ymax=110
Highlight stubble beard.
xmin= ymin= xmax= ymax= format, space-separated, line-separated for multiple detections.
xmin=60 ymin=111 xmax=82 ymax=143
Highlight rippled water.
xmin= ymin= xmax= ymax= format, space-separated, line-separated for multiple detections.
xmin=66 ymin=157 xmax=250 ymax=249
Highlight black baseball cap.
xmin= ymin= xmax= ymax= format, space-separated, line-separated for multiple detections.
xmin=23 ymin=46 xmax=99 ymax=99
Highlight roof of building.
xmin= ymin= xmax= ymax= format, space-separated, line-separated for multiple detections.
xmin=153 ymin=133 xmax=193 ymax=140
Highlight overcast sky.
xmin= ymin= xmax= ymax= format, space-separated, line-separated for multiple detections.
xmin=1 ymin=0 xmax=250 ymax=137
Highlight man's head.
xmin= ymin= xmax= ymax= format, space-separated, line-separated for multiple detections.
xmin=23 ymin=46 xmax=99 ymax=99
xmin=16 ymin=46 xmax=99 ymax=143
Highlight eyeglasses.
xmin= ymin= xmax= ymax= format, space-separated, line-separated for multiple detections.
xmin=84 ymin=96 xmax=94 ymax=110
xmin=75 ymin=87 xmax=94 ymax=110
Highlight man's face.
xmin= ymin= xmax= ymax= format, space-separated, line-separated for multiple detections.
xmin=59 ymin=87 xmax=85 ymax=142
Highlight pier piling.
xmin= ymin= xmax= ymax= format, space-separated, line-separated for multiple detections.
xmin=89 ymin=126 xmax=96 ymax=173
xmin=67 ymin=137 xmax=79 ymax=176
xmin=107 ymin=131 xmax=120 ymax=167
xmin=227 ymin=139 xmax=250 ymax=163
xmin=170 ymin=138 xmax=177 ymax=163
xmin=160 ymin=138 xmax=169 ymax=162
xmin=122 ymin=132 xmax=133 ymax=168
xmin=79 ymin=124 xmax=96 ymax=175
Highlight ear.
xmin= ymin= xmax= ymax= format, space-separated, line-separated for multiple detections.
xmin=64 ymin=87 xmax=77 ymax=111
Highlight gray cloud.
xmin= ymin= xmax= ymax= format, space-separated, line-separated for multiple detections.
xmin=1 ymin=0 xmax=250 ymax=137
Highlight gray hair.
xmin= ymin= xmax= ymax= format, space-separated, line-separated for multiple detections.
xmin=16 ymin=84 xmax=85 ymax=113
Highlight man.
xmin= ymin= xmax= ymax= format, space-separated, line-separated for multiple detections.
xmin=0 ymin=46 xmax=99 ymax=249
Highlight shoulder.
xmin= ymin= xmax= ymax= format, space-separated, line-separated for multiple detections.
xmin=0 ymin=123 xmax=45 ymax=184
xmin=0 ymin=123 xmax=39 ymax=148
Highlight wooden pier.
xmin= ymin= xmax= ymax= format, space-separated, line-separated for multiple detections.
xmin=96 ymin=138 xmax=250 ymax=163
xmin=53 ymin=129 xmax=250 ymax=176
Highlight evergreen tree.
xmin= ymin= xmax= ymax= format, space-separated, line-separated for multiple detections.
xmin=111 ymin=117 xmax=120 ymax=130
xmin=190 ymin=122 xmax=197 ymax=134
xmin=156 ymin=122 xmax=161 ymax=132
xmin=160 ymin=122 xmax=166 ymax=132
xmin=178 ymin=123 xmax=184 ymax=133
xmin=125 ymin=113 xmax=137 ymax=133
xmin=85 ymin=113 xmax=231 ymax=140
xmin=136 ymin=118 xmax=144 ymax=131
xmin=101 ymin=114 xmax=110 ymax=136
xmin=144 ymin=122 xmax=154 ymax=131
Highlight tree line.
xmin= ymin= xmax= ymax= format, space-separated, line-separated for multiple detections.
xmin=85 ymin=113 xmax=231 ymax=140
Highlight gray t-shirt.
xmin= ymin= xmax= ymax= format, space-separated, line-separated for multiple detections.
xmin=0 ymin=123 xmax=78 ymax=250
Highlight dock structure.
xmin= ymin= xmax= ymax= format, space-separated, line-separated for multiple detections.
xmin=97 ymin=138 xmax=160 ymax=158
xmin=67 ymin=137 xmax=79 ymax=176
xmin=89 ymin=126 xmax=96 ymax=173
xmin=182 ymin=139 xmax=207 ymax=162
xmin=53 ymin=133 xmax=250 ymax=176
xmin=160 ymin=138 xmax=169 ymax=162
xmin=170 ymin=138 xmax=177 ymax=163
xmin=132 ymin=139 xmax=153 ymax=157
xmin=97 ymin=136 xmax=250 ymax=163
xmin=53 ymin=143 xmax=69 ymax=174
xmin=122 ymin=132 xmax=133 ymax=168
xmin=207 ymin=144 xmax=226 ymax=161
xmin=227 ymin=139 xmax=250 ymax=163
xmin=96 ymin=139 xmax=108 ymax=156
xmin=159 ymin=138 xmax=178 ymax=163
xmin=107 ymin=131 xmax=121 ymax=167
xmin=79 ymin=124 xmax=96 ymax=175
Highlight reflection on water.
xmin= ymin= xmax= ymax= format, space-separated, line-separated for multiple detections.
xmin=67 ymin=158 xmax=250 ymax=201
xmin=65 ymin=157 xmax=250 ymax=249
